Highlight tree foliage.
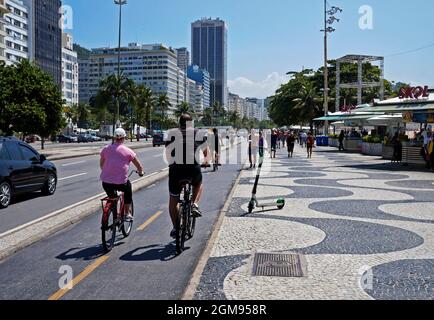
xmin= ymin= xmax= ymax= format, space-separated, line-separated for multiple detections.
xmin=269 ymin=62 xmax=401 ymax=127
xmin=0 ymin=60 xmax=65 ymax=140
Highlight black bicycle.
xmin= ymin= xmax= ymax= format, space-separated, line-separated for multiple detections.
xmin=175 ymin=179 xmax=196 ymax=255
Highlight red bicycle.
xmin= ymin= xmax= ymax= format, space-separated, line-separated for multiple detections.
xmin=101 ymin=171 xmax=141 ymax=253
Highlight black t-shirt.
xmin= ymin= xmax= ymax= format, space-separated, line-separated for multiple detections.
xmin=165 ymin=128 xmax=207 ymax=167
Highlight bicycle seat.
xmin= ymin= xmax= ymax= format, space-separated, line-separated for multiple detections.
xmin=179 ymin=179 xmax=192 ymax=187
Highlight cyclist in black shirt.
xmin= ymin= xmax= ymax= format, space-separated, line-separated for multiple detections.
xmin=165 ymin=114 xmax=209 ymax=238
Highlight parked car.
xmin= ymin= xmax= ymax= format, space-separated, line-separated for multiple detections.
xmin=25 ymin=135 xmax=41 ymax=143
xmin=77 ymin=134 xmax=92 ymax=143
xmin=57 ymin=134 xmax=75 ymax=143
xmin=152 ymin=132 xmax=166 ymax=147
xmin=88 ymin=134 xmax=102 ymax=142
xmin=0 ymin=137 xmax=57 ymax=209
xmin=69 ymin=134 xmax=78 ymax=143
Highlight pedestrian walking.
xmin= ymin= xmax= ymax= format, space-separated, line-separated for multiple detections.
xmin=249 ymin=130 xmax=259 ymax=168
xmin=306 ymin=132 xmax=315 ymax=159
xmin=338 ymin=130 xmax=345 ymax=151
xmin=271 ymin=129 xmax=278 ymax=158
xmin=392 ymin=132 xmax=402 ymax=163
xmin=287 ymin=131 xmax=295 ymax=158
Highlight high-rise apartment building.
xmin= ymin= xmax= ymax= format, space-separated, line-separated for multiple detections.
xmin=175 ymin=47 xmax=189 ymax=72
xmin=0 ymin=0 xmax=9 ymax=63
xmin=23 ymin=0 xmax=62 ymax=86
xmin=228 ymin=93 xmax=246 ymax=118
xmin=79 ymin=43 xmax=187 ymax=116
xmin=187 ymin=65 xmax=210 ymax=109
xmin=191 ymin=18 xmax=228 ymax=108
xmin=62 ymin=33 xmax=78 ymax=106
xmin=4 ymin=0 xmax=28 ymax=66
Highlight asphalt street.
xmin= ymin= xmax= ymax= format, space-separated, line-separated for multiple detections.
xmin=0 ymin=146 xmax=166 ymax=234
xmin=0 ymin=143 xmax=245 ymax=300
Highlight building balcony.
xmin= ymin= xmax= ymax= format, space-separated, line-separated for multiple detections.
xmin=0 ymin=1 xmax=9 ymax=14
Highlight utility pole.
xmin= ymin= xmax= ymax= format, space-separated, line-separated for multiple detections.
xmin=113 ymin=0 xmax=126 ymax=139
xmin=321 ymin=1 xmax=342 ymax=136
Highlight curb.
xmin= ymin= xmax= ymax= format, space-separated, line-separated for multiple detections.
xmin=181 ymin=161 xmax=246 ymax=300
xmin=44 ymin=143 xmax=154 ymax=161
xmin=0 ymin=169 xmax=169 ymax=262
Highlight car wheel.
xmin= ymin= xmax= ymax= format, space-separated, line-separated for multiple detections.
xmin=0 ymin=181 xmax=12 ymax=209
xmin=42 ymin=174 xmax=57 ymax=196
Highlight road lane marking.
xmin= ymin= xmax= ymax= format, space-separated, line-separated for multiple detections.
xmin=0 ymin=169 xmax=169 ymax=240
xmin=137 ymin=211 xmax=163 ymax=231
xmin=48 ymin=256 xmax=110 ymax=300
xmin=58 ymin=173 xmax=88 ymax=181
xmin=61 ymin=161 xmax=86 ymax=167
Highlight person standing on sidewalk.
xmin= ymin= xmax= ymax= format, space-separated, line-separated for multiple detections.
xmin=307 ymin=132 xmax=315 ymax=159
xmin=270 ymin=130 xmax=278 ymax=158
xmin=339 ymin=130 xmax=345 ymax=151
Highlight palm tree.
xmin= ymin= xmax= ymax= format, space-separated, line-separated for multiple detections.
xmin=157 ymin=94 xmax=171 ymax=129
xmin=175 ymin=101 xmax=195 ymax=118
xmin=97 ymin=73 xmax=135 ymax=136
xmin=73 ymin=103 xmax=91 ymax=129
xmin=292 ymin=80 xmax=322 ymax=131
xmin=227 ymin=110 xmax=241 ymax=128
xmin=135 ymin=85 xmax=155 ymax=140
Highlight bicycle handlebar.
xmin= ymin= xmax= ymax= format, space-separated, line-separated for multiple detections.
xmin=129 ymin=170 xmax=145 ymax=178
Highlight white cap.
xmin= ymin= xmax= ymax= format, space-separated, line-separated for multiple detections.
xmin=114 ymin=128 xmax=126 ymax=138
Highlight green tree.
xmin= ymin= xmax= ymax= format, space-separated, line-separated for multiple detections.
xmin=0 ymin=60 xmax=65 ymax=148
xmin=175 ymin=101 xmax=195 ymax=118
xmin=135 ymin=85 xmax=155 ymax=140
xmin=156 ymin=94 xmax=171 ymax=129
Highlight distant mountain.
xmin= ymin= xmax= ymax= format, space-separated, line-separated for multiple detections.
xmin=73 ymin=44 xmax=91 ymax=60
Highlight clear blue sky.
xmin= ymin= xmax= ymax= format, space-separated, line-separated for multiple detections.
xmin=64 ymin=0 xmax=434 ymax=98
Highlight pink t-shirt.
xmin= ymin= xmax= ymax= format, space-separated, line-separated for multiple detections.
xmin=100 ymin=143 xmax=137 ymax=185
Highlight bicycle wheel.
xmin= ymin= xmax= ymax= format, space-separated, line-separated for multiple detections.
xmin=121 ymin=200 xmax=134 ymax=238
xmin=187 ymin=204 xmax=196 ymax=240
xmin=102 ymin=206 xmax=117 ymax=253
xmin=175 ymin=205 xmax=188 ymax=254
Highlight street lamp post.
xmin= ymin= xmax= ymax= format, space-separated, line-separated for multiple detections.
xmin=321 ymin=1 xmax=342 ymax=136
xmin=113 ymin=0 xmax=126 ymax=139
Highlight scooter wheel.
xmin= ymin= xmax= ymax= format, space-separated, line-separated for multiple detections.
xmin=248 ymin=202 xmax=255 ymax=214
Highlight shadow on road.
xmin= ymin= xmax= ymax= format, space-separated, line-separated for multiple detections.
xmin=55 ymin=246 xmax=107 ymax=261
xmin=119 ymin=243 xmax=182 ymax=262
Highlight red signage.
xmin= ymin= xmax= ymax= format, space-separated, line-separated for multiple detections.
xmin=340 ymin=104 xmax=356 ymax=113
xmin=399 ymin=86 xmax=429 ymax=99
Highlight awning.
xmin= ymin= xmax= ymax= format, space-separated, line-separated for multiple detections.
xmin=359 ymin=103 xmax=434 ymax=113
xmin=314 ymin=113 xmax=380 ymax=122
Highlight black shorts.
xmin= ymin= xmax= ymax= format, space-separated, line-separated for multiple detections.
xmin=102 ymin=181 xmax=132 ymax=204
xmin=288 ymin=143 xmax=295 ymax=152
xmin=169 ymin=165 xmax=202 ymax=197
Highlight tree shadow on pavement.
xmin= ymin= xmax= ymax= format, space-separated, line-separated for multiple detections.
xmin=343 ymin=162 xmax=429 ymax=172
xmin=119 ymin=243 xmax=181 ymax=262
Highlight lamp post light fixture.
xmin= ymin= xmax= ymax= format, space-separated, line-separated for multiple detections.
xmin=113 ymin=0 xmax=127 ymax=139
xmin=321 ymin=1 xmax=342 ymax=136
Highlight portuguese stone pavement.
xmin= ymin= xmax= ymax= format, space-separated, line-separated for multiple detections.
xmin=193 ymin=145 xmax=434 ymax=300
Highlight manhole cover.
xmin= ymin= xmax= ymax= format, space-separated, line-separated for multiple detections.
xmin=252 ymin=253 xmax=306 ymax=277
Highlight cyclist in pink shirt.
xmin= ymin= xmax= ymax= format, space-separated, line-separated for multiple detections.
xmin=100 ymin=128 xmax=144 ymax=221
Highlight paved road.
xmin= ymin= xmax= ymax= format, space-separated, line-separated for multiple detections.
xmin=0 ymin=146 xmax=166 ymax=234
xmin=0 ymin=144 xmax=246 ymax=300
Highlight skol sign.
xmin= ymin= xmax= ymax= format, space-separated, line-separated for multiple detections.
xmin=399 ymin=86 xmax=429 ymax=100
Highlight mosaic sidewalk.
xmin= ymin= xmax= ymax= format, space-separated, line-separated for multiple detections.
xmin=193 ymin=146 xmax=434 ymax=300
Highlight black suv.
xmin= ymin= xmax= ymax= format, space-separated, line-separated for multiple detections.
xmin=0 ymin=137 xmax=57 ymax=208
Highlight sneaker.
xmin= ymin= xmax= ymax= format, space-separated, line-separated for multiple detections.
xmin=170 ymin=228 xmax=177 ymax=239
xmin=124 ymin=214 xmax=134 ymax=222
xmin=192 ymin=203 xmax=202 ymax=218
